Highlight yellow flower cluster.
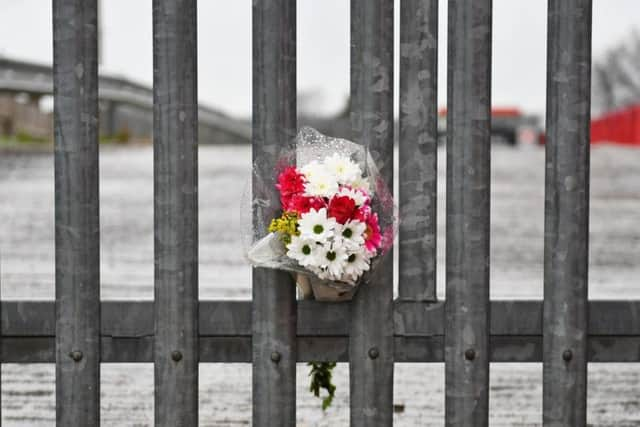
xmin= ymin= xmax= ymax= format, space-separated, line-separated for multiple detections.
xmin=268 ymin=211 xmax=300 ymax=244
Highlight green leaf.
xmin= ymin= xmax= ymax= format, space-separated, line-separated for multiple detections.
xmin=307 ymin=361 xmax=337 ymax=411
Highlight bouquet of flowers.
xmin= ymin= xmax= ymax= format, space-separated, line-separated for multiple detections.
xmin=246 ymin=127 xmax=395 ymax=301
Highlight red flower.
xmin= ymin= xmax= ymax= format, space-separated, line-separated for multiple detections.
xmin=353 ymin=204 xmax=371 ymax=222
xmin=328 ymin=195 xmax=357 ymax=224
xmin=276 ymin=166 xmax=305 ymax=210
xmin=288 ymin=194 xmax=325 ymax=214
xmin=363 ymin=212 xmax=381 ymax=253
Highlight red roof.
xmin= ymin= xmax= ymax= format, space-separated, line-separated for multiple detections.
xmin=438 ymin=107 xmax=522 ymax=117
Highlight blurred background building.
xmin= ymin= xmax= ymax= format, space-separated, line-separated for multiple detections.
xmin=0 ymin=0 xmax=639 ymax=146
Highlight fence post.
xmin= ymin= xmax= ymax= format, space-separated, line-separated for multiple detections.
xmin=444 ymin=0 xmax=492 ymax=425
xmin=152 ymin=0 xmax=199 ymax=425
xmin=349 ymin=0 xmax=395 ymax=425
xmin=543 ymin=1 xmax=592 ymax=425
xmin=399 ymin=0 xmax=439 ymax=302
xmin=1 ymin=261 xmax=2 ymax=420
xmin=252 ymin=0 xmax=298 ymax=425
xmin=53 ymin=0 xmax=101 ymax=425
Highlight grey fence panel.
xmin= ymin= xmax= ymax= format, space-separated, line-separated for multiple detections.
xmin=543 ymin=0 xmax=592 ymax=425
xmin=152 ymin=0 xmax=199 ymax=425
xmin=399 ymin=0 xmax=439 ymax=301
xmin=445 ymin=0 xmax=492 ymax=425
xmin=350 ymin=0 xmax=395 ymax=425
xmin=52 ymin=0 xmax=101 ymax=425
xmin=252 ymin=0 xmax=298 ymax=425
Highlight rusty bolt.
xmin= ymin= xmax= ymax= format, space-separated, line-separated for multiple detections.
xmin=69 ymin=350 xmax=83 ymax=362
xmin=171 ymin=350 xmax=183 ymax=362
xmin=465 ymin=349 xmax=476 ymax=361
xmin=562 ymin=349 xmax=573 ymax=362
xmin=271 ymin=351 xmax=281 ymax=363
xmin=368 ymin=347 xmax=379 ymax=360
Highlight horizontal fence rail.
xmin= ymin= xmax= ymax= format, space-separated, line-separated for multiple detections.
xmin=2 ymin=300 xmax=640 ymax=363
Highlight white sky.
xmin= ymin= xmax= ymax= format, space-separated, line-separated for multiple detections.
xmin=0 ymin=0 xmax=638 ymax=119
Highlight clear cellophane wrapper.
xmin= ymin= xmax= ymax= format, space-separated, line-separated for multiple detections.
xmin=243 ymin=127 xmax=397 ymax=301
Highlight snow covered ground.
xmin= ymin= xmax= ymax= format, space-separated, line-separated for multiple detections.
xmin=1 ymin=143 xmax=639 ymax=425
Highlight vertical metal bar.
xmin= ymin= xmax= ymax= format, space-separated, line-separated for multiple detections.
xmin=398 ymin=0 xmax=439 ymax=301
xmin=252 ymin=0 xmax=297 ymax=425
xmin=53 ymin=0 xmax=100 ymax=425
xmin=349 ymin=0 xmax=394 ymax=425
xmin=543 ymin=1 xmax=592 ymax=425
xmin=1 ymin=261 xmax=2 ymax=421
xmin=444 ymin=0 xmax=492 ymax=425
xmin=152 ymin=0 xmax=199 ymax=425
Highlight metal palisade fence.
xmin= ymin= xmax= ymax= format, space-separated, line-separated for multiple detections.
xmin=1 ymin=0 xmax=636 ymax=426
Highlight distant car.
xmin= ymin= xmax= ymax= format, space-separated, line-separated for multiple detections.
xmin=437 ymin=107 xmax=543 ymax=146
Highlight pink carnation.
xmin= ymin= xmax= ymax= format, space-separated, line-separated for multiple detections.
xmin=354 ymin=205 xmax=371 ymax=223
xmin=363 ymin=211 xmax=381 ymax=253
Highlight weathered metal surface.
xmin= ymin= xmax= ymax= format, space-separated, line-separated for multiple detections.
xmin=399 ymin=0 xmax=439 ymax=301
xmin=252 ymin=0 xmax=297 ymax=425
xmin=543 ymin=1 xmax=592 ymax=425
xmin=350 ymin=1 xmax=395 ymax=424
xmin=152 ymin=0 xmax=199 ymax=425
xmin=445 ymin=0 xmax=493 ymax=425
xmin=52 ymin=0 xmax=101 ymax=425
xmin=6 ymin=300 xmax=640 ymax=337
xmin=3 ymin=299 xmax=640 ymax=363
xmin=0 ymin=265 xmax=2 ymax=419
xmin=5 ymin=335 xmax=640 ymax=364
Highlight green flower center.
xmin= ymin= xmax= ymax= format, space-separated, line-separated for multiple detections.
xmin=313 ymin=224 xmax=324 ymax=234
xmin=302 ymin=245 xmax=311 ymax=255
xmin=342 ymin=228 xmax=353 ymax=238
xmin=347 ymin=254 xmax=356 ymax=263
xmin=326 ymin=251 xmax=336 ymax=261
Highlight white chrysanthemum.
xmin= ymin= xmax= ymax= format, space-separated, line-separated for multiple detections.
xmin=297 ymin=208 xmax=336 ymax=242
xmin=300 ymin=160 xmax=328 ymax=182
xmin=338 ymin=187 xmax=368 ymax=206
xmin=324 ymin=153 xmax=362 ymax=185
xmin=286 ymin=236 xmax=321 ymax=267
xmin=304 ymin=173 xmax=339 ymax=198
xmin=344 ymin=249 xmax=371 ymax=281
xmin=350 ymin=175 xmax=371 ymax=193
xmin=318 ymin=244 xmax=348 ymax=280
xmin=335 ymin=219 xmax=366 ymax=249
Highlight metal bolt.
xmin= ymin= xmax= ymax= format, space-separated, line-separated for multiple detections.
xmin=171 ymin=350 xmax=183 ymax=362
xmin=368 ymin=347 xmax=379 ymax=360
xmin=562 ymin=349 xmax=573 ymax=362
xmin=465 ymin=348 xmax=476 ymax=361
xmin=69 ymin=350 xmax=83 ymax=362
xmin=271 ymin=351 xmax=281 ymax=363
